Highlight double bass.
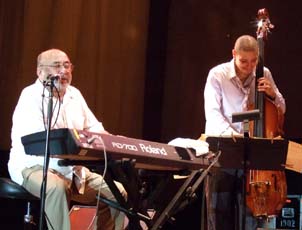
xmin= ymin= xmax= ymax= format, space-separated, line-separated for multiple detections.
xmin=246 ymin=9 xmax=287 ymax=218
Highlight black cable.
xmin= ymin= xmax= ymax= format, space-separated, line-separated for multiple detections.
xmin=42 ymin=84 xmax=61 ymax=130
xmin=44 ymin=212 xmax=55 ymax=230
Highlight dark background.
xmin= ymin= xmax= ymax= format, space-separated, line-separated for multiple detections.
xmin=1 ymin=1 xmax=302 ymax=229
xmin=1 ymin=1 xmax=302 ymax=149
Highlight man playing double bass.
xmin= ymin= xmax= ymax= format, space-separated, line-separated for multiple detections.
xmin=203 ymin=35 xmax=285 ymax=229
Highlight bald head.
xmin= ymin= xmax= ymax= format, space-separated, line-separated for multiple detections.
xmin=37 ymin=49 xmax=69 ymax=67
xmin=234 ymin=35 xmax=259 ymax=54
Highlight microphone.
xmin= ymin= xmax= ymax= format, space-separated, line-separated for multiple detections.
xmin=43 ymin=74 xmax=61 ymax=86
xmin=46 ymin=74 xmax=61 ymax=81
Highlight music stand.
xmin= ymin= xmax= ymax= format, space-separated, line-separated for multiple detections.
xmin=206 ymin=136 xmax=288 ymax=170
xmin=206 ymin=135 xmax=288 ymax=230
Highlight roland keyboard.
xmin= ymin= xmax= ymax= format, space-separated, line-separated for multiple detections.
xmin=22 ymin=128 xmax=209 ymax=171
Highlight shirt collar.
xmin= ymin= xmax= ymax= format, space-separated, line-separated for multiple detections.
xmin=228 ymin=59 xmax=237 ymax=80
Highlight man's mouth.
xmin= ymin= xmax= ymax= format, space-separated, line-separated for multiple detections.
xmin=60 ymin=78 xmax=68 ymax=83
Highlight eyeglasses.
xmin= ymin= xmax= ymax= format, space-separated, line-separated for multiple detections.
xmin=39 ymin=62 xmax=74 ymax=71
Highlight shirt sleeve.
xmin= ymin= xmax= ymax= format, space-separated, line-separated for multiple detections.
xmin=204 ymin=69 xmax=240 ymax=135
xmin=11 ymin=87 xmax=46 ymax=148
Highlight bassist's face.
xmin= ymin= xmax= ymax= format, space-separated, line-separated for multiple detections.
xmin=233 ymin=50 xmax=258 ymax=82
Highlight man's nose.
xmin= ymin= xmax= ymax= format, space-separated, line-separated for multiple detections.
xmin=58 ymin=67 xmax=69 ymax=75
xmin=247 ymin=62 xmax=255 ymax=69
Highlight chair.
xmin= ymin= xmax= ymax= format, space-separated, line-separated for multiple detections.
xmin=0 ymin=150 xmax=40 ymax=229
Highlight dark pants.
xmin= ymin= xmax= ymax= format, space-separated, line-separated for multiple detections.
xmin=205 ymin=169 xmax=257 ymax=230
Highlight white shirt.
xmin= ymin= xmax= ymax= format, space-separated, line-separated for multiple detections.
xmin=204 ymin=59 xmax=285 ymax=136
xmin=8 ymin=79 xmax=105 ymax=185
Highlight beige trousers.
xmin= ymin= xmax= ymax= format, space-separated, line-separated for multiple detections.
xmin=22 ymin=165 xmax=125 ymax=230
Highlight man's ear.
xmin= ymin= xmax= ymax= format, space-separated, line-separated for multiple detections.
xmin=37 ymin=67 xmax=46 ymax=82
xmin=232 ymin=49 xmax=236 ymax=58
xmin=37 ymin=67 xmax=41 ymax=77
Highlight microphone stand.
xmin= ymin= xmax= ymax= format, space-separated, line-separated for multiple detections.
xmin=39 ymin=79 xmax=55 ymax=230
xmin=242 ymin=119 xmax=250 ymax=230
